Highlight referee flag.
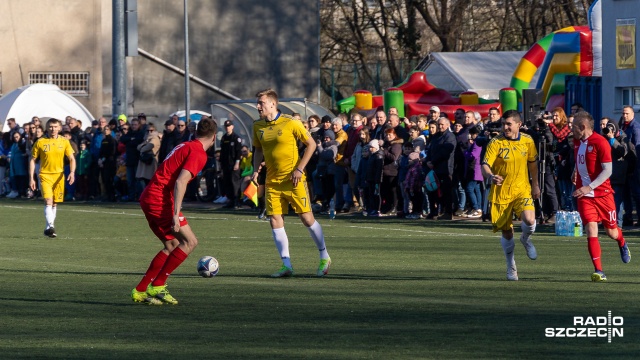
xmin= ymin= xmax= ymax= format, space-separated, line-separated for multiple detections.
xmin=243 ymin=181 xmax=258 ymax=206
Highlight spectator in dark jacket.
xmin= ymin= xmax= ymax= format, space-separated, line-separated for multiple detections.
xmin=98 ymin=126 xmax=117 ymax=201
xmin=158 ymin=120 xmax=180 ymax=163
xmin=602 ymin=119 xmax=628 ymax=226
xmin=426 ymin=117 xmax=456 ymax=220
xmin=619 ymin=105 xmax=640 ymax=226
xmin=119 ymin=118 xmax=145 ymax=201
xmin=219 ymin=120 xmax=243 ymax=208
xmin=381 ymin=127 xmax=404 ymax=215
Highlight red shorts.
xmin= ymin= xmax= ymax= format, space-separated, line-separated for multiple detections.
xmin=577 ymin=194 xmax=617 ymax=229
xmin=140 ymin=200 xmax=188 ymax=241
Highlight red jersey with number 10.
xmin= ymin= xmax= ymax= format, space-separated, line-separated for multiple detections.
xmin=574 ymin=132 xmax=613 ymax=198
xmin=140 ymin=140 xmax=208 ymax=208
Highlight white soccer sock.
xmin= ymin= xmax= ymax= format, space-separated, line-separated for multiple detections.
xmin=521 ymin=222 xmax=536 ymax=242
xmin=272 ymin=227 xmax=292 ymax=268
xmin=307 ymin=220 xmax=329 ymax=259
xmin=501 ymin=236 xmax=515 ymax=266
xmin=44 ymin=205 xmax=55 ymax=229
xmin=52 ymin=205 xmax=57 ymax=225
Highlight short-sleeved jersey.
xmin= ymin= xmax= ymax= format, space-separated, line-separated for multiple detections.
xmin=140 ymin=140 xmax=208 ymax=208
xmin=31 ymin=136 xmax=74 ymax=174
xmin=574 ymin=132 xmax=613 ymax=198
xmin=482 ymin=133 xmax=538 ymax=204
xmin=252 ymin=113 xmax=310 ymax=185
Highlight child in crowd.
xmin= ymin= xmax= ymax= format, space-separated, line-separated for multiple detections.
xmin=114 ymin=154 xmax=128 ymax=201
xmin=315 ymin=130 xmax=338 ymax=214
xmin=463 ymin=126 xmax=483 ymax=218
xmin=404 ymin=148 xmax=424 ymax=219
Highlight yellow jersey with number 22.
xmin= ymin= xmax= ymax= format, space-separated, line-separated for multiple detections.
xmin=482 ymin=133 xmax=538 ymax=204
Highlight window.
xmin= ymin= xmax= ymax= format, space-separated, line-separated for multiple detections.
xmin=28 ymin=72 xmax=90 ymax=96
xmin=618 ymin=86 xmax=640 ymax=108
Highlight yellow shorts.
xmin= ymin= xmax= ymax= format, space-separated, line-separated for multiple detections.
xmin=40 ymin=173 xmax=65 ymax=202
xmin=491 ymin=196 xmax=535 ymax=232
xmin=265 ymin=180 xmax=312 ymax=215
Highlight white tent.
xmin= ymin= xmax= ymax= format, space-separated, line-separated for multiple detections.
xmin=0 ymin=83 xmax=94 ymax=132
xmin=418 ymin=51 xmax=540 ymax=100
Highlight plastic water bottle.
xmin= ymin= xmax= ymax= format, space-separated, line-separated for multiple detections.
xmin=329 ymin=198 xmax=335 ymax=220
xmin=555 ymin=211 xmax=564 ymax=236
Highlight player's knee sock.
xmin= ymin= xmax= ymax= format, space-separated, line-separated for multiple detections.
xmin=587 ymin=237 xmax=602 ymax=272
xmin=136 ymin=250 xmax=169 ymax=292
xmin=44 ymin=205 xmax=54 ymax=229
xmin=272 ymin=227 xmax=292 ymax=268
xmin=615 ymin=228 xmax=626 ymax=247
xmin=307 ymin=221 xmax=329 ymax=259
xmin=501 ymin=236 xmax=515 ymax=265
xmin=152 ymin=247 xmax=188 ymax=286
xmin=520 ymin=222 xmax=536 ymax=242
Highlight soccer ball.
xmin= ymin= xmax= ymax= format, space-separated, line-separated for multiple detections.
xmin=197 ymin=256 xmax=219 ymax=278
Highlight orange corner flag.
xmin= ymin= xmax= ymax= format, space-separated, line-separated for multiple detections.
xmin=243 ymin=181 xmax=258 ymax=206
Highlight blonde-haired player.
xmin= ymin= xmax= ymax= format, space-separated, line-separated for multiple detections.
xmin=251 ymin=88 xmax=331 ymax=277
xmin=29 ymin=118 xmax=76 ymax=238
xmin=482 ymin=110 xmax=540 ymax=280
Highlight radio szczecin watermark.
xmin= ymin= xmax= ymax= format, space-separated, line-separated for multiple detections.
xmin=545 ymin=311 xmax=623 ymax=343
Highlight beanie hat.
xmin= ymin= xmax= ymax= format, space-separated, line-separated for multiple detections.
xmin=368 ymin=140 xmax=380 ymax=151
xmin=323 ymin=130 xmax=336 ymax=141
xmin=117 ymin=114 xmax=127 ymax=123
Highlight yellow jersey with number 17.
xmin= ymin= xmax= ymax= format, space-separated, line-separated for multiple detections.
xmin=482 ymin=133 xmax=538 ymax=204
xmin=31 ymin=136 xmax=74 ymax=174
xmin=252 ymin=113 xmax=310 ymax=185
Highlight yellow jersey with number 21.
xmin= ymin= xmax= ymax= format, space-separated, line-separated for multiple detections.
xmin=31 ymin=136 xmax=74 ymax=174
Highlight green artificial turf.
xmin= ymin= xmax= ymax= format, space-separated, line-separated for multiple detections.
xmin=0 ymin=200 xmax=638 ymax=359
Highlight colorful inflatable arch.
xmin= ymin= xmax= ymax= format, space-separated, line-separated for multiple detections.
xmin=510 ymin=0 xmax=602 ymax=110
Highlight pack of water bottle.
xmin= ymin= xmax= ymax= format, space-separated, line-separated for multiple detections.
xmin=554 ymin=211 xmax=583 ymax=237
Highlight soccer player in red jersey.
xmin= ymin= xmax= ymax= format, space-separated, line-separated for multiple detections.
xmin=572 ymin=112 xmax=630 ymax=282
xmin=131 ymin=118 xmax=217 ymax=305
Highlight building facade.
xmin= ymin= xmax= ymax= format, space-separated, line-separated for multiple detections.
xmin=602 ymin=0 xmax=640 ymax=117
xmin=0 ymin=0 xmax=320 ymax=121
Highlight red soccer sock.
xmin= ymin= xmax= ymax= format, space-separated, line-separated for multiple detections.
xmin=587 ymin=237 xmax=602 ymax=272
xmin=151 ymin=247 xmax=188 ymax=287
xmin=136 ymin=250 xmax=169 ymax=292
xmin=615 ymin=228 xmax=626 ymax=247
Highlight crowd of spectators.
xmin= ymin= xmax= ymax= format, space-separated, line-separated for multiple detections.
xmin=0 ymin=113 xmax=209 ymax=203
xmin=239 ymin=103 xmax=638 ymax=227
xmin=2 ymin=102 xmax=639 ymax=229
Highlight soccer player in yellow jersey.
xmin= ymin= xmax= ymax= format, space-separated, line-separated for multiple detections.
xmin=251 ymin=88 xmax=331 ymax=277
xmin=29 ymin=118 xmax=76 ymax=238
xmin=481 ymin=110 xmax=540 ymax=281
